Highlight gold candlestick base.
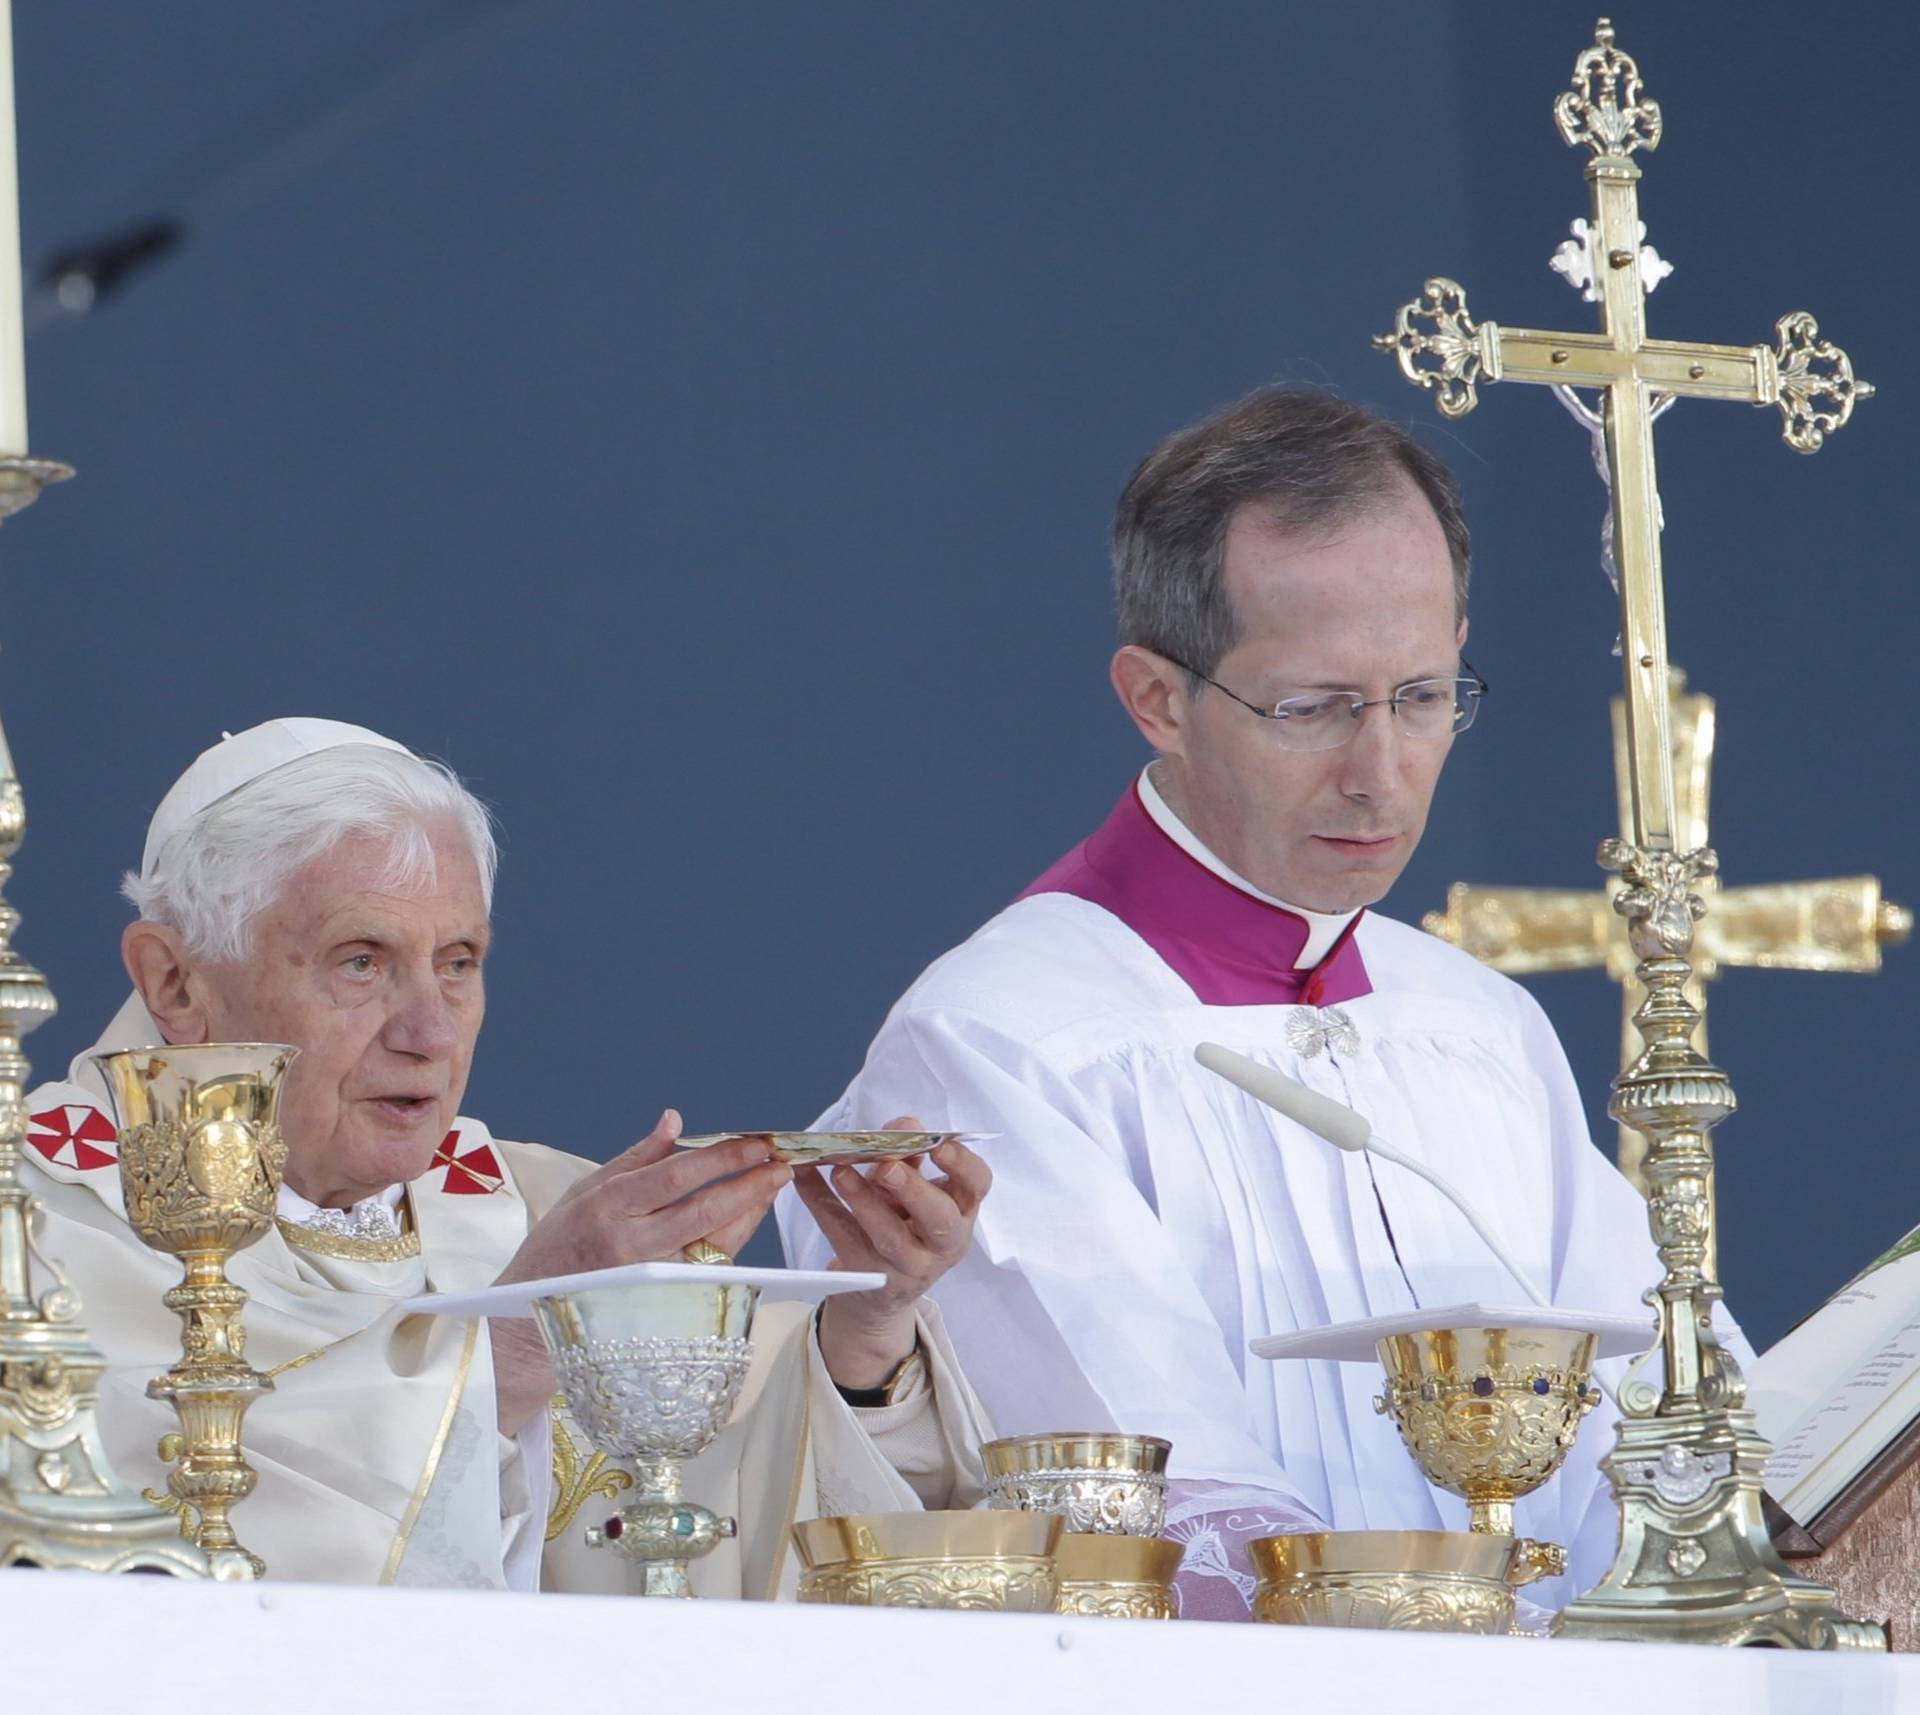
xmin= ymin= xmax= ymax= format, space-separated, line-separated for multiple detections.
xmin=0 ymin=1296 xmax=222 ymax=1575
xmin=96 ymin=1043 xmax=297 ymax=1579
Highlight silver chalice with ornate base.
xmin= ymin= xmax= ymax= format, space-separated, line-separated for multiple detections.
xmin=534 ymin=1274 xmax=757 ymax=1598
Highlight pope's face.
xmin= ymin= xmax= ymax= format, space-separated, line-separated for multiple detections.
xmin=1159 ymin=486 xmax=1464 ymax=914
xmin=194 ymin=824 xmax=489 ymax=1207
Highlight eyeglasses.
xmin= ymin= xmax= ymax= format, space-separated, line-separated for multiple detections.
xmin=1164 ymin=654 xmax=1489 ymax=753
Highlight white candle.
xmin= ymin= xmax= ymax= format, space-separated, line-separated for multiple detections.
xmin=0 ymin=1 xmax=28 ymax=455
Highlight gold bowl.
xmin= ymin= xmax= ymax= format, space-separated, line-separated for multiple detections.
xmin=982 ymin=1431 xmax=1171 ymax=1536
xmin=1373 ymin=1326 xmax=1598 ymax=1535
xmin=1250 ymin=1530 xmax=1555 ymax=1634
xmin=793 ymin=1511 xmax=1061 ymax=1610
xmin=1053 ymin=1532 xmax=1183 ymax=1619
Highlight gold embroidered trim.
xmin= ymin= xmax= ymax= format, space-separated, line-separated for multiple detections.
xmin=545 ymin=1395 xmax=633 ymax=1542
xmin=275 ymin=1219 xmax=422 ymax=1263
xmin=767 ymin=1318 xmax=816 ymax=1600
xmin=379 ymin=1317 xmax=479 ymax=1585
xmin=264 ymin=1345 xmax=330 ymax=1381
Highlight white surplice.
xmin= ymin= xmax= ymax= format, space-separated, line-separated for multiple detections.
xmin=780 ymin=775 xmax=1741 ymax=1609
xmin=23 ymin=996 xmax=991 ymax=1594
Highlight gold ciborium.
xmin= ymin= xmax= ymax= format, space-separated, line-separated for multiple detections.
xmin=1251 ymin=1529 xmax=1556 ymax=1634
xmin=982 ymin=1431 xmax=1171 ymax=1536
xmin=94 ymin=1042 xmax=296 ymax=1579
xmin=534 ymin=1275 xmax=757 ymax=1597
xmin=1373 ymin=1325 xmax=1598 ymax=1569
xmin=793 ymin=1510 xmax=1061 ymax=1610
xmin=1053 ymin=1532 xmax=1182 ymax=1619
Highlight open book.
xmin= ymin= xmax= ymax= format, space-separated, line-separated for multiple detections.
xmin=1752 ymin=1222 xmax=1920 ymax=1532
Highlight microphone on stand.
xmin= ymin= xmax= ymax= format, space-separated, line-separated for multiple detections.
xmin=1194 ymin=1041 xmax=1552 ymax=1310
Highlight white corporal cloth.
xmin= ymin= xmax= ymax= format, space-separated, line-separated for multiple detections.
xmin=781 ymin=773 xmax=1747 ymax=1610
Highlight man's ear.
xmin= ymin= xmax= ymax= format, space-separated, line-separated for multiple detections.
xmin=121 ymin=921 xmax=212 ymax=1044
xmin=1110 ymin=646 xmax=1191 ymax=759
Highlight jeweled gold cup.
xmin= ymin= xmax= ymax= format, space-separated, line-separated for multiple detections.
xmin=1053 ymin=1532 xmax=1182 ymax=1618
xmin=1372 ymin=1325 xmax=1597 ymax=1564
xmin=95 ymin=1042 xmax=296 ymax=1580
xmin=1250 ymin=1529 xmax=1556 ymax=1634
xmin=793 ymin=1510 xmax=1060 ymax=1610
xmin=982 ymin=1431 xmax=1171 ymax=1536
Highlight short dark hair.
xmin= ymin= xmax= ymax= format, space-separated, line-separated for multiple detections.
xmin=1111 ymin=385 xmax=1470 ymax=682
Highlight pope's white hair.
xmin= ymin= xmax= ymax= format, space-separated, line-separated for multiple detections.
xmin=122 ymin=744 xmax=499 ymax=963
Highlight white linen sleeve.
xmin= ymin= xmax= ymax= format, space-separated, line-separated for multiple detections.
xmin=777 ymin=1003 xmax=1325 ymax=1520
xmin=810 ymin=1300 xmax=993 ymax=1512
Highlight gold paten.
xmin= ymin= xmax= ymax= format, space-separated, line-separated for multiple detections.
xmin=1249 ymin=1530 xmax=1552 ymax=1634
xmin=678 ymin=1130 xmax=985 ymax=1166
xmin=1052 ymin=1532 xmax=1181 ymax=1619
xmin=94 ymin=1043 xmax=297 ymax=1579
xmin=792 ymin=1509 xmax=1060 ymax=1610
xmin=1373 ymin=1326 xmax=1595 ymax=1554
xmin=1380 ymin=19 xmax=1882 ymax=1649
xmin=982 ymin=1430 xmax=1171 ymax=1536
xmin=1426 ymin=667 xmax=1908 ymax=1197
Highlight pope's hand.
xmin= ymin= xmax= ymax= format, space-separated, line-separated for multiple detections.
xmin=495 ymin=1109 xmax=791 ymax=1286
xmin=487 ymin=1110 xmax=793 ymax=1435
xmin=797 ymin=1117 xmax=991 ymax=1394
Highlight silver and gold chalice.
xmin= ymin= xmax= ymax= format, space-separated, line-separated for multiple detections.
xmin=534 ymin=1271 xmax=757 ymax=1597
xmin=983 ymin=1431 xmax=1171 ymax=1536
xmin=983 ymin=1432 xmax=1181 ymax=1617
xmin=1372 ymin=1324 xmax=1599 ymax=1573
xmin=94 ymin=1042 xmax=297 ymax=1579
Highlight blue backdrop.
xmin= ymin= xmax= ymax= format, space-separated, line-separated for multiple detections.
xmin=8 ymin=3 xmax=1912 ymax=1347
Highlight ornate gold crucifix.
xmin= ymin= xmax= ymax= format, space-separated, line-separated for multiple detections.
xmin=1425 ymin=667 xmax=1910 ymax=1194
xmin=1378 ymin=19 xmax=1883 ymax=1649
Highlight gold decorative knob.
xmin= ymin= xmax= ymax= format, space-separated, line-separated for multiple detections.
xmin=1877 ymin=900 xmax=1912 ymax=946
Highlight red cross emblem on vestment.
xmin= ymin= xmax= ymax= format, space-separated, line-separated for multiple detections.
xmin=27 ymin=1104 xmax=119 ymax=1171
xmin=431 ymin=1130 xmax=504 ymax=1195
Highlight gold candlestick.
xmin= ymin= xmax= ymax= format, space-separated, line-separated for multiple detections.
xmin=94 ymin=1043 xmax=296 ymax=1579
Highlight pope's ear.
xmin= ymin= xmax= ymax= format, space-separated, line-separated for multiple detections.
xmin=121 ymin=920 xmax=211 ymax=1044
xmin=1110 ymin=646 xmax=1190 ymax=758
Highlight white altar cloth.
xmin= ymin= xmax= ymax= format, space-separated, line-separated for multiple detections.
xmin=2 ymin=1571 xmax=1912 ymax=1712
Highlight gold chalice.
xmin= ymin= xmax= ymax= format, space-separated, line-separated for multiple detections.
xmin=1372 ymin=1325 xmax=1598 ymax=1575
xmin=793 ymin=1511 xmax=1061 ymax=1610
xmin=534 ymin=1274 xmax=757 ymax=1598
xmin=1053 ymin=1532 xmax=1182 ymax=1619
xmin=94 ymin=1043 xmax=296 ymax=1579
xmin=1251 ymin=1529 xmax=1557 ymax=1634
xmin=982 ymin=1431 xmax=1171 ymax=1536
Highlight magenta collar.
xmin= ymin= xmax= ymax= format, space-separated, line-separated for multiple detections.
xmin=1018 ymin=783 xmax=1372 ymax=1008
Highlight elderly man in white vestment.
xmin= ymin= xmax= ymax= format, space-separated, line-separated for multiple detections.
xmin=782 ymin=385 xmax=1750 ymax=1618
xmin=23 ymin=719 xmax=994 ymax=1593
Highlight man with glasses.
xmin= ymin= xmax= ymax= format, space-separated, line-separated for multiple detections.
xmin=781 ymin=385 xmax=1664 ymax=1618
